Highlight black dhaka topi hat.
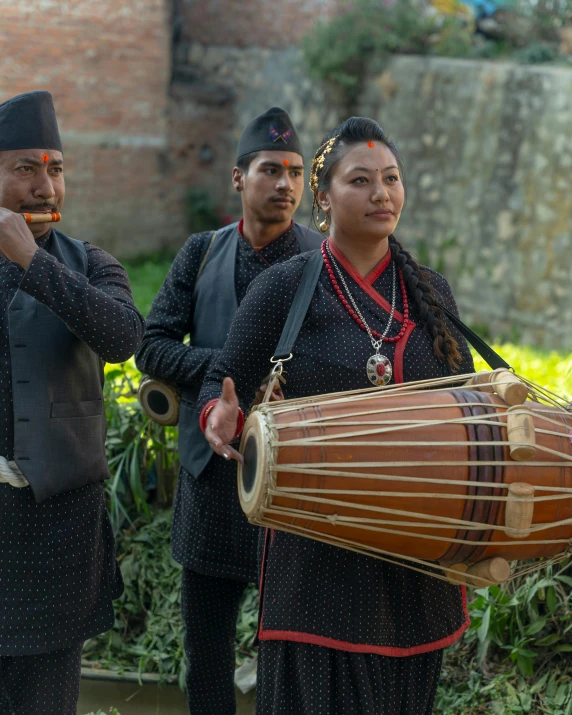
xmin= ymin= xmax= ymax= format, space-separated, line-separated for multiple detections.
xmin=0 ymin=90 xmax=63 ymax=153
xmin=236 ymin=107 xmax=303 ymax=161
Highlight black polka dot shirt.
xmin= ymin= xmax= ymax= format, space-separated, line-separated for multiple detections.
xmin=0 ymin=229 xmax=142 ymax=655
xmin=199 ymin=247 xmax=476 ymax=653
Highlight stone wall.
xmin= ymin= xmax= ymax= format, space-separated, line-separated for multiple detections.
xmin=359 ymin=57 xmax=572 ymax=350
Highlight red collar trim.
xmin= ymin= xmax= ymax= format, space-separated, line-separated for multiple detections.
xmin=366 ymin=248 xmax=391 ymax=284
xmin=327 ymin=239 xmax=404 ymax=322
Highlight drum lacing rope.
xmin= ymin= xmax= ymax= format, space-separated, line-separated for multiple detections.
xmin=0 ymin=457 xmax=29 ymax=488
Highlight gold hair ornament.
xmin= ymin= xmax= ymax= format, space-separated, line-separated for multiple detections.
xmin=309 ymin=135 xmax=340 ymax=195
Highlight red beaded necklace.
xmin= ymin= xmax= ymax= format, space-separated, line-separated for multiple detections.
xmin=321 ymin=240 xmax=410 ymax=342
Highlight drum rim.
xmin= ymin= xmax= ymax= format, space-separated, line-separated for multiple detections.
xmin=138 ymin=377 xmax=180 ymax=426
xmin=238 ymin=409 xmax=274 ymax=520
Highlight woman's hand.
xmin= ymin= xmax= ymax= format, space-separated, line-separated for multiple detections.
xmin=204 ymin=377 xmax=244 ymax=463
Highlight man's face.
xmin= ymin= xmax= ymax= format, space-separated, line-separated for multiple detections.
xmin=0 ymin=148 xmax=64 ymax=238
xmin=233 ymin=150 xmax=304 ymax=225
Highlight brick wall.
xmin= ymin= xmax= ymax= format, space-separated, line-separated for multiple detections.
xmin=0 ymin=0 xmax=190 ymax=258
xmin=0 ymin=0 xmax=337 ymax=257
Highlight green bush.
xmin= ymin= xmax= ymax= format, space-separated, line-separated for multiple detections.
xmin=302 ymin=0 xmax=572 ymax=109
xmin=302 ymin=0 xmax=433 ymax=107
xmin=82 ymin=508 xmax=258 ymax=686
xmin=103 ymin=360 xmax=179 ymax=533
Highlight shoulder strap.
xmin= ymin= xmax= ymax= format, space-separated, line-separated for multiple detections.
xmin=272 ymin=251 xmax=323 ymax=361
xmin=435 ymin=300 xmax=511 ymax=370
xmin=194 ymin=230 xmax=218 ymax=289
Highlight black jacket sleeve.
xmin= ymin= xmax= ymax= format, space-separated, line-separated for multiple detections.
xmin=19 ymin=243 xmax=144 ymax=363
xmin=135 ymin=232 xmax=221 ymax=388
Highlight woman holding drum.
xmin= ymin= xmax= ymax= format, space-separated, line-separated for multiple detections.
xmin=200 ymin=117 xmax=475 ymax=714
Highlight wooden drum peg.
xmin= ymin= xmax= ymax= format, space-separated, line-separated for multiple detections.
xmin=491 ymin=369 xmax=529 ymax=406
xmin=504 ymin=482 xmax=535 ymax=539
xmin=443 ymin=563 xmax=468 ymax=585
xmin=465 ymin=557 xmax=512 ymax=587
xmin=464 ymin=371 xmax=495 ymax=393
xmin=506 ymin=406 xmax=536 ymax=462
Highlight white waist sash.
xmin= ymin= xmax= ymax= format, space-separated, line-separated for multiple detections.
xmin=0 ymin=457 xmax=29 ymax=488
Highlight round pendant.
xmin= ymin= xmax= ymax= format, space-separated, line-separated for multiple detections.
xmin=366 ymin=354 xmax=392 ymax=387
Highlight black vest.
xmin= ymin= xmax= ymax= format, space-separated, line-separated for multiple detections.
xmin=179 ymin=221 xmax=322 ymax=477
xmin=9 ymin=230 xmax=110 ymax=502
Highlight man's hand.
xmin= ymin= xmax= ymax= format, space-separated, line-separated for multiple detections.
xmin=204 ymin=377 xmax=244 ymax=463
xmin=0 ymin=208 xmax=38 ymax=269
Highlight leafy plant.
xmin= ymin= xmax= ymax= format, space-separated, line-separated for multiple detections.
xmin=302 ymin=0 xmax=433 ymax=108
xmin=103 ymin=360 xmax=179 ymax=534
xmin=302 ymin=0 xmax=572 ymax=110
xmin=82 ymin=509 xmax=259 ymax=687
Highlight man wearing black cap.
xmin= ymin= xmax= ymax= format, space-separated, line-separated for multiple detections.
xmin=136 ymin=107 xmax=321 ymax=714
xmin=0 ymin=91 xmax=144 ymax=714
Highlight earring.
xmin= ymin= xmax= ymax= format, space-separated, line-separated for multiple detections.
xmin=319 ymin=215 xmax=330 ymax=233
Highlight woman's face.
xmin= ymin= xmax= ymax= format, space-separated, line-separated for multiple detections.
xmin=319 ymin=141 xmax=405 ymax=242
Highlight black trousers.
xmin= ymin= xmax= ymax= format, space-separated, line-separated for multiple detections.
xmin=0 ymin=642 xmax=83 ymax=715
xmin=257 ymin=640 xmax=444 ymax=715
xmin=181 ymin=567 xmax=253 ymax=715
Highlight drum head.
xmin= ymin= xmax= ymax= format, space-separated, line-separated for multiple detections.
xmin=138 ymin=377 xmax=180 ymax=426
xmin=238 ymin=410 xmax=272 ymax=521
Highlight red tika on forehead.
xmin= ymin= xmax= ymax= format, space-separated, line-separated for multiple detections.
xmin=42 ymin=154 xmax=49 ymax=163
xmin=367 ymin=142 xmax=375 ymax=148
xmin=283 ymin=159 xmax=290 ymax=166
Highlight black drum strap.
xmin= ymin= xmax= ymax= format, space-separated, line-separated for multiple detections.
xmin=272 ymin=251 xmax=323 ymax=361
xmin=434 ymin=301 xmax=511 ymax=371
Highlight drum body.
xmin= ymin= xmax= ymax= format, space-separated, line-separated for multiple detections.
xmin=238 ymin=387 xmax=572 ymax=565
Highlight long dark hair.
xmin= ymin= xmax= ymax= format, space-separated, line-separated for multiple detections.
xmin=311 ymin=117 xmax=461 ymax=371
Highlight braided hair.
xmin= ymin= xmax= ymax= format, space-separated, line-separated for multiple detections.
xmin=311 ymin=117 xmax=462 ymax=372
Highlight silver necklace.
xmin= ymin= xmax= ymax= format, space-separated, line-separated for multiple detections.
xmin=326 ymin=243 xmax=396 ymax=386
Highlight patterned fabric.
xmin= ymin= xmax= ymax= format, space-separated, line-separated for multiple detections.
xmin=181 ymin=568 xmax=249 ymax=715
xmin=136 ymin=222 xmax=300 ymax=579
xmin=0 ymin=230 xmax=141 ymax=655
xmin=198 ymin=250 xmax=475 ymax=652
xmin=257 ymin=641 xmax=443 ymax=715
xmin=0 ymin=642 xmax=83 ymax=715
